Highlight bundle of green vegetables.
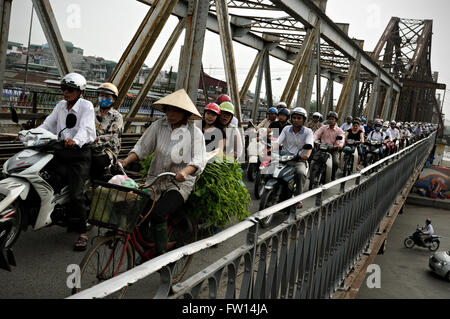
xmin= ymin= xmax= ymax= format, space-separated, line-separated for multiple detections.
xmin=140 ymin=154 xmax=251 ymax=229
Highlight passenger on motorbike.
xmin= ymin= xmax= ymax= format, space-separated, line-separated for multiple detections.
xmin=344 ymin=117 xmax=365 ymax=170
xmin=216 ymin=94 xmax=238 ymax=128
xmin=273 ymin=107 xmax=314 ymax=209
xmin=91 ymin=82 xmax=123 ymax=181
xmin=199 ymin=103 xmax=225 ymax=157
xmin=38 ymin=72 xmax=96 ymax=251
xmin=386 ymin=121 xmax=401 ymax=153
xmin=119 ymin=89 xmax=206 ymax=255
xmin=340 ymin=116 xmax=353 ymax=132
xmin=306 ymin=112 xmax=324 ymax=133
xmin=276 ymin=101 xmax=288 ymax=113
xmin=420 ymin=218 xmax=434 ymax=246
xmin=366 ymin=120 xmax=388 ymax=158
xmin=257 ymin=107 xmax=278 ymax=130
xmin=364 ymin=119 xmax=375 ymax=137
xmin=313 ymin=111 xmax=345 ymax=181
xmin=219 ymin=102 xmax=244 ymax=161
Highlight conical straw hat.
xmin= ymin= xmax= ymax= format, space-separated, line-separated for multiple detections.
xmin=152 ymin=89 xmax=202 ymax=120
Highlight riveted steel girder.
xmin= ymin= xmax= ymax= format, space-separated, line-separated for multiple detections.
xmin=110 ymin=0 xmax=178 ymax=108
xmin=32 ymin=0 xmax=73 ymax=76
xmin=0 ymin=0 xmax=12 ymax=94
xmin=215 ymin=0 xmax=242 ymax=124
xmin=123 ymin=17 xmax=186 ymax=132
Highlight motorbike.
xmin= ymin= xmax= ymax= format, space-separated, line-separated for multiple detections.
xmin=0 ymin=112 xmax=120 ymax=253
xmin=0 ymin=217 xmax=16 ymax=271
xmin=308 ymin=136 xmax=342 ymax=190
xmin=258 ymin=146 xmax=311 ymax=228
xmin=363 ymin=140 xmax=383 ymax=166
xmin=342 ymin=139 xmax=360 ymax=177
xmin=404 ymin=226 xmax=441 ymax=251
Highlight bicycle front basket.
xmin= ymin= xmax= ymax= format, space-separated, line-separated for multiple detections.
xmin=88 ymin=181 xmax=150 ymax=233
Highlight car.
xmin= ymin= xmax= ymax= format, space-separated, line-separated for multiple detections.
xmin=429 ymin=250 xmax=450 ymax=281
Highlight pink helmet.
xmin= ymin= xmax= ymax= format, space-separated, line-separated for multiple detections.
xmin=204 ymin=103 xmax=221 ymax=115
xmin=216 ymin=94 xmax=231 ymax=105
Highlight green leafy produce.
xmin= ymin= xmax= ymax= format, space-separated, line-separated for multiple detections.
xmin=139 ymin=154 xmax=251 ymax=229
xmin=140 ymin=153 xmax=154 ymax=178
xmin=186 ymin=156 xmax=251 ymax=229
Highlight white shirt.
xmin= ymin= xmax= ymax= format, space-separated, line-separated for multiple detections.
xmin=367 ymin=130 xmax=386 ymax=143
xmin=230 ymin=117 xmax=239 ymax=128
xmin=386 ymin=127 xmax=401 ymax=141
xmin=277 ymin=125 xmax=314 ymax=156
xmin=39 ymin=98 xmax=96 ymax=147
xmin=340 ymin=123 xmax=352 ymax=132
xmin=423 ymin=224 xmax=434 ymax=235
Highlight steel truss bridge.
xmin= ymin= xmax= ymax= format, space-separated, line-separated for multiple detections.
xmin=0 ymin=0 xmax=446 ymax=299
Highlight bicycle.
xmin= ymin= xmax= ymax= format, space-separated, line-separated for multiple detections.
xmin=72 ymin=171 xmax=198 ymax=298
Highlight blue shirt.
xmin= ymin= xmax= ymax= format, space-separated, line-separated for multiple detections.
xmin=277 ymin=125 xmax=314 ymax=156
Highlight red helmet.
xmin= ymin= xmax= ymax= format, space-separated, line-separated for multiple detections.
xmin=205 ymin=103 xmax=221 ymax=115
xmin=216 ymin=94 xmax=231 ymax=105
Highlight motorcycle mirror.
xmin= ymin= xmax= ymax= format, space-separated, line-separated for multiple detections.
xmin=10 ymin=107 xmax=19 ymax=124
xmin=65 ymin=113 xmax=77 ymax=129
xmin=336 ymin=136 xmax=343 ymax=141
xmin=303 ymin=144 xmax=313 ymax=150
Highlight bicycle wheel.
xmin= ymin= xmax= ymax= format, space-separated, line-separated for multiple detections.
xmin=167 ymin=216 xmax=198 ymax=284
xmin=72 ymin=235 xmax=134 ymax=298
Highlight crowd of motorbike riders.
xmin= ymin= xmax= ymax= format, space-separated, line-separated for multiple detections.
xmin=2 ymin=71 xmax=438 ymax=256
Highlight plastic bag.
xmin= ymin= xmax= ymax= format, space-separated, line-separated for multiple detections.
xmin=108 ymin=175 xmax=139 ymax=189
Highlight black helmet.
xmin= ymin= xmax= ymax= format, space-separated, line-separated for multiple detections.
xmin=327 ymin=111 xmax=339 ymax=120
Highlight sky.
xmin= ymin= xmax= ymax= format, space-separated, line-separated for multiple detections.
xmin=7 ymin=0 xmax=450 ymax=121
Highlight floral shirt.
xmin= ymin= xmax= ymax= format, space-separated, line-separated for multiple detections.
xmin=92 ymin=107 xmax=123 ymax=156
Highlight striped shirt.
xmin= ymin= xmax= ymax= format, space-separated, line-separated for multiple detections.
xmin=314 ymin=125 xmax=345 ymax=148
xmin=130 ymin=117 xmax=206 ymax=201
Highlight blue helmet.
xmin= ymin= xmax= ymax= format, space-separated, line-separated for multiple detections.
xmin=279 ymin=108 xmax=290 ymax=117
xmin=268 ymin=107 xmax=278 ymax=115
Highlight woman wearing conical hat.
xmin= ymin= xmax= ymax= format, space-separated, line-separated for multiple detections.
xmin=119 ymin=89 xmax=206 ymax=255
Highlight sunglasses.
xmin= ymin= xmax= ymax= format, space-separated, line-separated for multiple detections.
xmin=61 ymin=85 xmax=76 ymax=93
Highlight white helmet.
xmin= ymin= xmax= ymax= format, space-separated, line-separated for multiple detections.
xmin=291 ymin=107 xmax=308 ymax=121
xmin=312 ymin=112 xmax=323 ymax=120
xmin=277 ymin=101 xmax=287 ymax=109
xmin=61 ymin=72 xmax=87 ymax=91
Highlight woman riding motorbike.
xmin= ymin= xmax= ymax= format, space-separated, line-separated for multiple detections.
xmin=119 ymin=89 xmax=206 ymax=255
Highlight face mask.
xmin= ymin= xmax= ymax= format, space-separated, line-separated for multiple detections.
xmin=375 ymin=127 xmax=381 ymax=132
xmin=98 ymin=96 xmax=114 ymax=108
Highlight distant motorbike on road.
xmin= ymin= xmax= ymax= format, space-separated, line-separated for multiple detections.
xmin=404 ymin=227 xmax=441 ymax=251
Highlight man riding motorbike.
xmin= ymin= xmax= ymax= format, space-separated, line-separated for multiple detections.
xmin=313 ymin=111 xmax=345 ymax=181
xmin=273 ymin=107 xmax=314 ymax=209
xmin=38 ymin=72 xmax=96 ymax=251
xmin=420 ymin=218 xmax=434 ymax=246
xmin=91 ymin=82 xmax=123 ymax=181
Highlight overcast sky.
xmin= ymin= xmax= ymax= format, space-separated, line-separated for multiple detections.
xmin=8 ymin=0 xmax=450 ymax=121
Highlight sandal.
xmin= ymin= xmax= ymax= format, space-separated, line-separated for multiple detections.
xmin=74 ymin=234 xmax=88 ymax=251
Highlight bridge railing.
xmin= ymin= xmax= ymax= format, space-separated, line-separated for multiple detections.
xmin=69 ymin=132 xmax=436 ymax=299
